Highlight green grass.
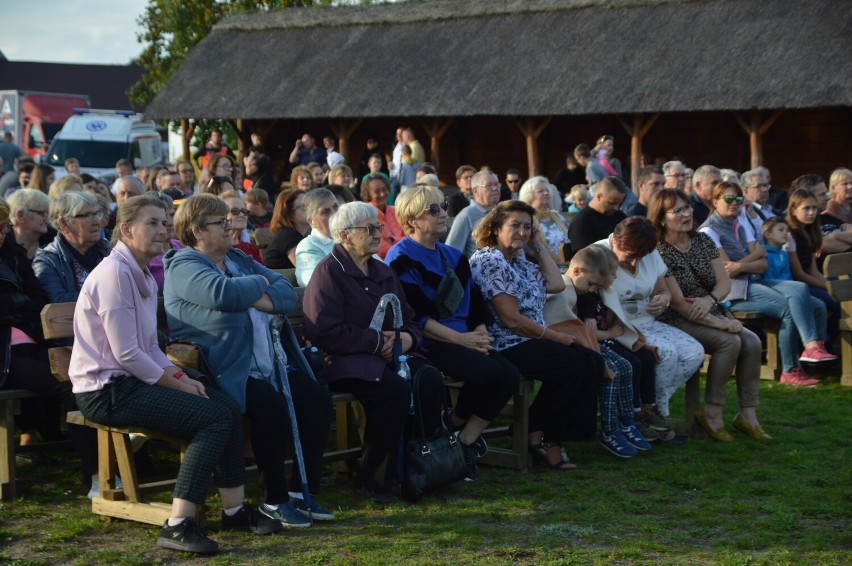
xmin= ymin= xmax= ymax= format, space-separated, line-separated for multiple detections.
xmin=0 ymin=371 xmax=849 ymax=565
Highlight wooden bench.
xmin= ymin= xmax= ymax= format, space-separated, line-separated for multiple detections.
xmin=0 ymin=389 xmax=40 ymax=500
xmin=731 ymin=311 xmax=782 ymax=381
xmin=42 ymin=299 xmax=362 ymax=526
xmin=824 ymin=252 xmax=852 ymax=386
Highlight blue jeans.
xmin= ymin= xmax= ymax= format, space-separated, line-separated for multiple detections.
xmin=809 ymin=285 xmax=840 ymax=347
xmin=729 ymin=279 xmax=826 ymax=372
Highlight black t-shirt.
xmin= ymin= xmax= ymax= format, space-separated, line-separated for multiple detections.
xmin=568 ymin=207 xmax=626 ymax=252
xmin=264 ymin=229 xmax=304 ymax=269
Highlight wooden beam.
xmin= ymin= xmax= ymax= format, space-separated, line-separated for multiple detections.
xmin=180 ymin=119 xmax=195 ymax=165
xmin=619 ymin=113 xmax=659 ymax=192
xmin=513 ymin=117 xmax=551 ymax=177
xmin=422 ymin=117 xmax=455 ymax=173
xmin=326 ymin=118 xmax=363 ymax=165
xmin=731 ymin=109 xmax=784 ymax=169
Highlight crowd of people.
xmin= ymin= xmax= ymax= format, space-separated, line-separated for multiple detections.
xmin=0 ymin=126 xmax=848 ymax=554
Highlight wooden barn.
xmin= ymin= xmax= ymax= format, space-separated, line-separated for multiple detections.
xmin=144 ymin=0 xmax=852 ymax=189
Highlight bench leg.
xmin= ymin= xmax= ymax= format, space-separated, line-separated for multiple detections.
xmin=684 ymin=371 xmax=701 ymax=438
xmin=841 ymin=331 xmax=852 ymax=387
xmin=0 ymin=399 xmax=19 ymax=500
xmin=762 ymin=321 xmax=782 ymax=381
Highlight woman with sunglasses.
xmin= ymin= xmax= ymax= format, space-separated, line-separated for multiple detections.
xmin=303 ymin=201 xmax=444 ymax=502
xmin=386 ymin=186 xmax=519 ymax=480
xmin=220 ymin=191 xmax=263 ymax=263
xmin=650 ymin=189 xmax=769 ymax=442
xmin=699 ymin=181 xmax=830 ymax=387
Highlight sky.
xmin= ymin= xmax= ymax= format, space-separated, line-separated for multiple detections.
xmin=1 ymin=0 xmax=149 ymax=65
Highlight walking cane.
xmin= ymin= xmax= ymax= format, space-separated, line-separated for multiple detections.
xmin=270 ymin=317 xmax=313 ymax=524
xmin=369 ymin=294 xmax=403 ymax=372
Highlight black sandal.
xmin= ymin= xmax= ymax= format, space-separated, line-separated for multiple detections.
xmin=529 ymin=442 xmax=577 ymax=470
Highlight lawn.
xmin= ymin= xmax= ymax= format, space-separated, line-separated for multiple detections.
xmin=1 ymin=367 xmax=849 ymax=565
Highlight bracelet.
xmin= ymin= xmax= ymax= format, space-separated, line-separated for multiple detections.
xmin=172 ymin=370 xmax=185 ymax=380
xmin=537 ymin=326 xmax=547 ymax=339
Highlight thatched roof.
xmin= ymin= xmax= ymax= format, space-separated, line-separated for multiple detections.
xmin=145 ymin=0 xmax=852 ymax=120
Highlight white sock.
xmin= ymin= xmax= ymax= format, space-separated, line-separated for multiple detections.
xmin=167 ymin=517 xmax=188 ymax=527
xmin=223 ymin=503 xmax=244 ymax=517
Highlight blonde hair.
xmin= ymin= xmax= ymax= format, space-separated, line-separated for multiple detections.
xmin=395 ymin=185 xmax=444 ymax=235
xmin=48 ymin=174 xmax=83 ymax=199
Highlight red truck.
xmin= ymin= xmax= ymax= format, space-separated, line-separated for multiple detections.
xmin=0 ymin=90 xmax=91 ymax=160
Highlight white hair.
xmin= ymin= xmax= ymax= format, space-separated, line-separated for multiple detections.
xmin=329 ymin=201 xmax=378 ymax=243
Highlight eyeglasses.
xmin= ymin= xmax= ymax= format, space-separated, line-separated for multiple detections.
xmin=476 ymin=183 xmax=501 ymax=191
xmin=229 ymin=208 xmax=249 ymax=216
xmin=346 ymin=224 xmax=384 ymax=235
xmin=205 ymin=218 xmax=232 ymax=229
xmin=721 ymin=195 xmax=745 ymax=204
xmin=666 ymin=204 xmax=693 ymax=216
xmin=26 ymin=209 xmax=49 ymax=218
xmin=72 ymin=210 xmax=104 ymax=221
xmin=217 ymin=162 xmax=234 ymax=170
xmin=666 ymin=173 xmax=686 ymax=179
xmin=747 ymin=183 xmax=770 ymax=190
xmin=424 ymin=201 xmax=449 ymax=216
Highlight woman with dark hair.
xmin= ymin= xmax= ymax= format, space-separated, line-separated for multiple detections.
xmin=265 ymin=189 xmax=308 ymax=269
xmin=649 ymin=188 xmax=769 ymax=441
xmin=785 ymin=188 xmax=840 ymax=349
xmin=26 ymin=164 xmax=56 ymax=194
xmin=199 ymin=153 xmax=236 ymax=190
xmin=361 ymin=173 xmax=404 ymax=259
xmin=387 ymin=186 xmax=519 ymax=479
xmin=595 ymin=216 xmax=705 ymax=421
xmin=470 ymin=200 xmax=602 ymax=470
xmin=699 ymin=182 xmax=831 ymax=387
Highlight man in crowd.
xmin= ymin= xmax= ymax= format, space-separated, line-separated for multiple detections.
xmin=553 ymin=154 xmax=586 ymax=198
xmin=0 ymin=131 xmax=22 ymax=169
xmin=193 ymin=129 xmax=234 ymax=169
xmin=662 ymin=160 xmax=687 ymax=191
xmin=402 ymin=127 xmax=425 ymax=165
xmin=504 ymin=169 xmax=522 ymax=201
xmin=446 ymin=170 xmax=501 ymax=258
xmin=288 ymin=133 xmax=326 ymax=166
xmin=624 ymin=166 xmax=665 ymax=217
xmin=689 ymin=165 xmax=721 ymax=224
xmin=740 ymin=168 xmax=775 ymax=243
xmin=568 ymin=175 xmax=627 ymax=251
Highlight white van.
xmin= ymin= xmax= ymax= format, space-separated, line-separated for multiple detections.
xmin=45 ymin=109 xmax=163 ymax=180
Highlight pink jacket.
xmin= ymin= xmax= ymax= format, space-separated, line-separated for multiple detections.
xmin=69 ymin=241 xmax=171 ymax=393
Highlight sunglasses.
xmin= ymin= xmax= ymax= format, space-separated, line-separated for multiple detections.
xmin=229 ymin=208 xmax=249 ymax=216
xmin=424 ymin=201 xmax=449 ymax=216
xmin=721 ymin=195 xmax=745 ymax=204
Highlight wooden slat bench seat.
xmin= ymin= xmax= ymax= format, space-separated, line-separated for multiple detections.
xmin=824 ymin=252 xmax=852 ymax=386
xmin=731 ymin=310 xmax=781 ymax=381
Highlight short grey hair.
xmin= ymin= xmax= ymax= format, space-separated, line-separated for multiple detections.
xmin=330 ymin=201 xmax=378 ymax=243
xmin=301 ymin=188 xmax=336 ymax=219
xmin=6 ymin=188 xmax=50 ymax=226
xmin=518 ymin=176 xmax=561 ymax=210
xmin=50 ymin=191 xmax=99 ymax=230
xmin=471 ymin=170 xmax=496 ymax=189
xmin=662 ymin=161 xmax=685 ymax=176
xmin=720 ymin=169 xmax=740 ymax=186
xmin=117 ymin=175 xmax=144 ymax=194
xmin=693 ymin=165 xmax=721 ymax=186
xmin=741 ymin=169 xmax=764 ymax=189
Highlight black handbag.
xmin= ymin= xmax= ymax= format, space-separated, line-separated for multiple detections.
xmin=401 ymin=364 xmax=469 ymax=502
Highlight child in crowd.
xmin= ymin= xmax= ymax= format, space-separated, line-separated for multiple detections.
xmin=545 ymin=246 xmax=652 ymax=458
xmin=245 ymin=189 xmax=272 ymax=228
xmin=761 ymin=217 xmax=793 ymax=280
xmin=566 ymin=184 xmax=589 ymax=217
xmin=397 ymin=145 xmax=418 ymax=190
xmin=576 ymin=247 xmax=678 ymax=442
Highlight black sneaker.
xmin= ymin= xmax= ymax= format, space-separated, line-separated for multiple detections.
xmin=457 ymin=433 xmax=479 ymax=481
xmin=221 ymin=502 xmax=283 ymax=535
xmin=156 ymin=518 xmax=219 ymax=554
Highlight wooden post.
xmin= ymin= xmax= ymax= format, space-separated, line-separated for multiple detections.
xmin=180 ymin=119 xmax=196 ymax=165
xmin=422 ymin=117 xmax=455 ymax=174
xmin=328 ymin=118 xmax=363 ymax=165
xmin=732 ymin=109 xmax=784 ymax=169
xmin=513 ymin=117 xmax=552 ymax=177
xmin=617 ymin=112 xmax=660 ymax=192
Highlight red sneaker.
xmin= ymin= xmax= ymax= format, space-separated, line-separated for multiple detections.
xmin=780 ymin=367 xmax=819 ymax=387
xmin=799 ymin=342 xmax=838 ymax=363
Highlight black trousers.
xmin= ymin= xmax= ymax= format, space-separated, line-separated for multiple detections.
xmin=608 ymin=342 xmax=657 ymax=407
xmin=331 ymin=357 xmax=443 ymax=493
xmin=244 ymin=371 xmax=332 ymax=504
xmin=424 ymin=342 xmax=520 ymax=422
xmin=6 ymin=344 xmax=97 ymax=480
xmin=501 ymin=339 xmax=602 ymax=443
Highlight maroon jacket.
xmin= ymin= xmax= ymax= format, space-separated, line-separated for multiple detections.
xmin=303 ymin=244 xmax=421 ymax=383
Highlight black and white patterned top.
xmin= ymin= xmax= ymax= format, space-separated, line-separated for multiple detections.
xmin=470 ymin=246 xmax=546 ymax=351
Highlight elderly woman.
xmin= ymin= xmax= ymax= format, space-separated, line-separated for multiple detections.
xmin=290 ymin=165 xmax=315 ymax=192
xmin=294 ymin=188 xmax=339 ymax=286
xmin=6 ymin=188 xmax=53 ymax=259
xmin=826 ymin=167 xmax=852 ymax=225
xmin=386 ymin=187 xmax=520 ymax=479
xmin=470 ymin=201 xmax=603 ymax=470
xmin=361 ymin=173 xmax=404 ymax=259
xmin=649 ymin=189 xmax=769 ymax=441
xmin=596 ymin=216 xmax=706 ymax=420
xmin=265 ymin=189 xmax=309 ymax=269
xmin=699 ymin=182 xmax=830 ymax=387
xmin=164 ymin=194 xmax=333 ymax=526
xmin=33 ymin=191 xmax=110 ymax=302
xmin=303 ymin=201 xmax=444 ymax=502
xmin=518 ymin=176 xmax=570 ymax=263
xmin=72 ymin=194 xmax=279 ymax=553
xmin=220 ymin=190 xmax=263 ymax=263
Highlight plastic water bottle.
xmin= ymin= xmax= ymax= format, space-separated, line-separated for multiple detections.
xmin=397 ymin=355 xmax=414 ymax=415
